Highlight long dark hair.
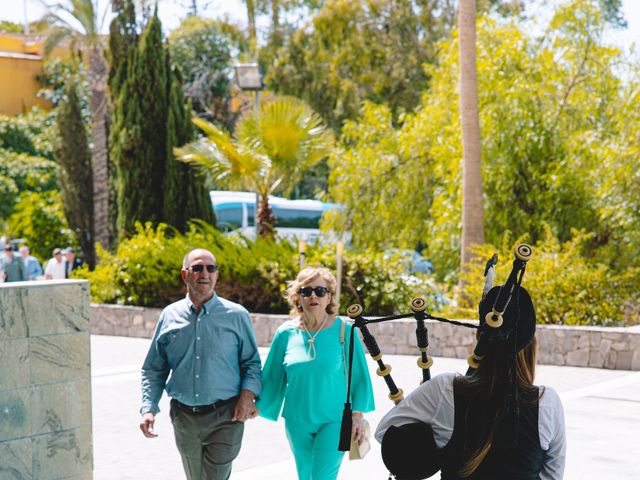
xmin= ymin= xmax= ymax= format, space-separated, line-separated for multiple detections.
xmin=453 ymin=336 xmax=539 ymax=477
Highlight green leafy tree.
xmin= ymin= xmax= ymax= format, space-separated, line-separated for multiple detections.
xmin=326 ymin=0 xmax=640 ymax=278
xmin=266 ymin=0 xmax=434 ymax=131
xmin=37 ymin=59 xmax=90 ymax=115
xmin=0 ymin=20 xmax=24 ymax=33
xmin=168 ymin=16 xmax=246 ymax=126
xmin=44 ymin=0 xmax=111 ymax=250
xmin=0 ymin=109 xmax=57 ymax=159
xmin=176 ymin=96 xmax=334 ymax=237
xmin=0 ymin=110 xmax=58 ymax=221
xmin=54 ymin=77 xmax=95 ymax=267
xmin=0 ymin=150 xmax=59 ymax=218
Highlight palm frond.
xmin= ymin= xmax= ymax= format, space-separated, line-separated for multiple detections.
xmin=176 ymin=119 xmax=263 ymax=191
xmin=72 ymin=0 xmax=99 ymax=36
xmin=43 ymin=25 xmax=72 ymax=56
xmin=236 ymin=96 xmax=334 ymax=194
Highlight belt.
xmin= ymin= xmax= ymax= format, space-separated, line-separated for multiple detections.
xmin=171 ymin=396 xmax=239 ymax=415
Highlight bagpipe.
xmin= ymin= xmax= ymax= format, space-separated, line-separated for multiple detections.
xmin=338 ymin=244 xmax=535 ymax=479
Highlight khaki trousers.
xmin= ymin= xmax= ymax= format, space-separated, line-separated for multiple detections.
xmin=170 ymin=400 xmax=244 ymax=480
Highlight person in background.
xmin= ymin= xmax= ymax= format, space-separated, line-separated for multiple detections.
xmin=19 ymin=246 xmax=43 ymax=280
xmin=44 ymin=248 xmax=67 ymax=280
xmin=0 ymin=244 xmax=26 ymax=282
xmin=139 ymin=248 xmax=262 ymax=480
xmin=63 ymin=247 xmax=83 ymax=278
xmin=257 ymin=266 xmax=375 ymax=480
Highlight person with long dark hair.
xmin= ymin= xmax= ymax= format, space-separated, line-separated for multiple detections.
xmin=375 ymin=310 xmax=566 ymax=479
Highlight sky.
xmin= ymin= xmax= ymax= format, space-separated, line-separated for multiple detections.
xmin=0 ymin=0 xmax=638 ymax=51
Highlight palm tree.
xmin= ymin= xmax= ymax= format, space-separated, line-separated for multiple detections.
xmin=176 ymin=96 xmax=334 ymax=238
xmin=43 ymin=0 xmax=110 ymax=253
xmin=458 ymin=0 xmax=484 ymax=274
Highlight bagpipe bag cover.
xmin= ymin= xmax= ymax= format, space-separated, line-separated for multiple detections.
xmin=381 ymin=422 xmax=440 ymax=479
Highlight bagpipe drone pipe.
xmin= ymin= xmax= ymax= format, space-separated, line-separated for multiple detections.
xmin=338 ymin=244 xmax=535 ymax=479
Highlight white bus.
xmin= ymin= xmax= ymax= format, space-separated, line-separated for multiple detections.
xmin=210 ymin=191 xmax=340 ymax=243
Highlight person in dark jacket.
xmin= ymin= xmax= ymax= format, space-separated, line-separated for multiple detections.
xmin=375 ymin=294 xmax=566 ymax=480
xmin=1 ymin=244 xmax=25 ymax=282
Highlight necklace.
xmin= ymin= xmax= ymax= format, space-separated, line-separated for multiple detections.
xmin=300 ymin=314 xmax=328 ymax=360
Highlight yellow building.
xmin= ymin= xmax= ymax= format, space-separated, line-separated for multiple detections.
xmin=0 ymin=33 xmax=68 ymax=116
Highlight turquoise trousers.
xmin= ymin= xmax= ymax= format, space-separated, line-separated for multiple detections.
xmin=285 ymin=419 xmax=345 ymax=480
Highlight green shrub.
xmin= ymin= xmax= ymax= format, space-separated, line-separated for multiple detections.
xmin=74 ymin=223 xmax=191 ymax=306
xmin=75 ymin=222 xmax=299 ymax=311
xmin=6 ymin=191 xmax=76 ymax=263
xmin=76 ymin=222 xmax=447 ymax=315
xmin=456 ymin=228 xmax=640 ymax=326
xmin=0 ymin=108 xmax=57 ymax=159
xmin=307 ymin=246 xmax=446 ymax=316
xmin=0 ymin=150 xmax=59 ymax=220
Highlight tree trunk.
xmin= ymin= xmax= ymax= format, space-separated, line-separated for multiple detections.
xmin=257 ymin=193 xmax=276 ymax=239
xmin=458 ymin=0 xmax=484 ymax=274
xmin=271 ymin=0 xmax=283 ymax=49
xmin=89 ymin=48 xmax=110 ymax=253
xmin=245 ymin=0 xmax=257 ymax=55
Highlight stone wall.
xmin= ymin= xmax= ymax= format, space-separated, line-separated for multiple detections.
xmin=90 ymin=304 xmax=640 ymax=371
xmin=1 ymin=280 xmax=93 ymax=480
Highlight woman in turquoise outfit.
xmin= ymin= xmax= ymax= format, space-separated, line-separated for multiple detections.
xmin=257 ymin=267 xmax=375 ymax=480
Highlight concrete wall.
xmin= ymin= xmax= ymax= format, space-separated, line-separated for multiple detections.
xmin=91 ymin=303 xmax=640 ymax=371
xmin=0 ymin=280 xmax=93 ymax=480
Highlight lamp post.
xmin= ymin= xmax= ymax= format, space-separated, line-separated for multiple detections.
xmin=233 ymin=63 xmax=263 ymax=237
xmin=234 ymin=62 xmax=263 ymax=111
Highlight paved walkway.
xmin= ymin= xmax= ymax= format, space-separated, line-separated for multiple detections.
xmin=91 ymin=335 xmax=640 ymax=479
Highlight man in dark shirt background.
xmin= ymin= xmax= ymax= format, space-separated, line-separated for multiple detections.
xmin=63 ymin=247 xmax=83 ymax=277
xmin=1 ymin=244 xmax=25 ymax=282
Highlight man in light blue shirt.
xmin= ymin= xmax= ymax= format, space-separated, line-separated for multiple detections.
xmin=19 ymin=246 xmax=43 ymax=280
xmin=139 ymin=248 xmax=262 ymax=480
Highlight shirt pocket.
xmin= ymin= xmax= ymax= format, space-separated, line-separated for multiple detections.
xmin=163 ymin=329 xmax=191 ymax=365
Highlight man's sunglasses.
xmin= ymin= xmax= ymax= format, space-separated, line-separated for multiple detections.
xmin=188 ymin=264 xmax=218 ymax=273
xmin=299 ymin=286 xmax=330 ymax=298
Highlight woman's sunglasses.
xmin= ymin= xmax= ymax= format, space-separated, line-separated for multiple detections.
xmin=299 ymin=286 xmax=330 ymax=298
xmin=188 ymin=264 xmax=218 ymax=273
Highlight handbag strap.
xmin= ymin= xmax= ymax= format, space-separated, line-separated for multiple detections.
xmin=340 ymin=318 xmax=347 ymax=385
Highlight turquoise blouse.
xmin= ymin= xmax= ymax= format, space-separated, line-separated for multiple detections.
xmin=257 ymin=317 xmax=375 ymax=423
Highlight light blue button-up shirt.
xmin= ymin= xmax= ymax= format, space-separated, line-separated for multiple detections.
xmin=140 ymin=293 xmax=262 ymax=415
xmin=24 ymin=256 xmax=43 ymax=280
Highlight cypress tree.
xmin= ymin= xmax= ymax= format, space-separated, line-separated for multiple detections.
xmin=108 ymin=0 xmax=137 ymax=244
xmin=163 ymin=65 xmax=215 ymax=231
xmin=108 ymin=0 xmax=137 ymax=96
xmin=111 ymin=5 xmax=214 ymax=238
xmin=113 ymin=9 xmax=168 ymax=238
xmin=55 ymin=77 xmax=95 ymax=267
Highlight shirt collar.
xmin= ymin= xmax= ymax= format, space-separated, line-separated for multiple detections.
xmin=185 ymin=292 xmax=218 ymax=315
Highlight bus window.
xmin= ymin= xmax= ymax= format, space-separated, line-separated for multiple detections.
xmin=273 ymin=207 xmax=322 ymax=228
xmin=247 ymin=204 xmax=255 ymax=227
xmin=215 ymin=205 xmax=243 ymax=231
